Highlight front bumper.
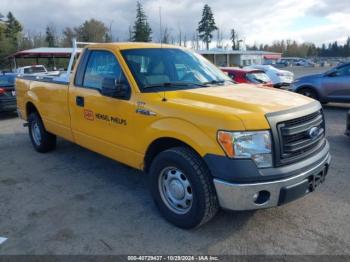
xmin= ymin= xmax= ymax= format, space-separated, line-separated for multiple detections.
xmin=207 ymin=141 xmax=331 ymax=211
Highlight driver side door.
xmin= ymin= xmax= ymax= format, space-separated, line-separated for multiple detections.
xmin=69 ymin=49 xmax=142 ymax=168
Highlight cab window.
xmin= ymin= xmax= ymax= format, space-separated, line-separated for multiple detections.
xmin=336 ymin=64 xmax=350 ymax=76
xmin=83 ymin=50 xmax=126 ymax=90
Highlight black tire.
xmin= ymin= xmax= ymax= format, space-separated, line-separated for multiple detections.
xmin=28 ymin=112 xmax=56 ymax=153
xmin=149 ymin=147 xmax=219 ymax=229
xmin=298 ymin=88 xmax=318 ymax=100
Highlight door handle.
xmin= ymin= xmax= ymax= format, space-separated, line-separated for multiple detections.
xmin=76 ymin=96 xmax=84 ymax=107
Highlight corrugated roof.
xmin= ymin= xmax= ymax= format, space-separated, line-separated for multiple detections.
xmin=196 ymin=49 xmax=281 ymax=55
xmin=9 ymin=47 xmax=82 ymax=58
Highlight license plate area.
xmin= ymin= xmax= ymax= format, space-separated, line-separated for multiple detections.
xmin=278 ymin=165 xmax=328 ymax=205
xmin=308 ymin=167 xmax=327 ymax=192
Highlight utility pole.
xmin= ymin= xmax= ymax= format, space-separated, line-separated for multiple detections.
xmin=109 ymin=20 xmax=114 ymax=42
xmin=159 ymin=6 xmax=162 ymax=45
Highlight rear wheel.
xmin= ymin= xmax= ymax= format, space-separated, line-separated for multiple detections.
xmin=149 ymin=147 xmax=219 ymax=228
xmin=28 ymin=112 xmax=56 ymax=153
xmin=298 ymin=88 xmax=318 ymax=100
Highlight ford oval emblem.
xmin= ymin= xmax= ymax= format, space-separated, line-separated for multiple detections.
xmin=308 ymin=127 xmax=320 ymax=139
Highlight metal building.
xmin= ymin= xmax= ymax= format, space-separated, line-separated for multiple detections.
xmin=197 ymin=49 xmax=282 ymax=67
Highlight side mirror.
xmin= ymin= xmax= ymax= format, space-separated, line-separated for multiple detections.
xmin=101 ymin=77 xmax=130 ymax=99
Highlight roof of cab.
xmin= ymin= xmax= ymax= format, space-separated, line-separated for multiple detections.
xmin=86 ymin=42 xmax=181 ymax=50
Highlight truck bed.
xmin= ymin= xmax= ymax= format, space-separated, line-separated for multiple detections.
xmin=17 ymin=73 xmax=69 ymax=85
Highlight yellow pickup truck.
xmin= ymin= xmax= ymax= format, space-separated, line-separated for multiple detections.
xmin=16 ymin=42 xmax=331 ymax=228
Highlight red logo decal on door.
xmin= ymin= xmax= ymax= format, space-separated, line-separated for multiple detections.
xmin=84 ymin=109 xmax=94 ymax=121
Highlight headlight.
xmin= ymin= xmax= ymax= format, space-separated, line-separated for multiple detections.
xmin=217 ymin=130 xmax=272 ymax=168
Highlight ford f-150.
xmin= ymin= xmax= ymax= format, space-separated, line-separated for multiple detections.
xmin=16 ymin=41 xmax=331 ymax=228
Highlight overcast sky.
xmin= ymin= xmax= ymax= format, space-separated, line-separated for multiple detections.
xmin=1 ymin=0 xmax=349 ymax=47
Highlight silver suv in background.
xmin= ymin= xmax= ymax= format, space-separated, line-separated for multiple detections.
xmin=291 ymin=62 xmax=350 ymax=103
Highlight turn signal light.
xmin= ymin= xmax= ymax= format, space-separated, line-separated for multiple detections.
xmin=217 ymin=131 xmax=235 ymax=157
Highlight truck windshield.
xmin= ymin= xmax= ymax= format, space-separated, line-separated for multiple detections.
xmin=121 ymin=48 xmax=233 ymax=91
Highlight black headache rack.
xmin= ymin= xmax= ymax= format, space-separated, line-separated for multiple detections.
xmin=266 ymin=101 xmax=326 ymax=167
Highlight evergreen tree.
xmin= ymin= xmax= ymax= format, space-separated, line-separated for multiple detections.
xmin=132 ymin=1 xmax=152 ymax=42
xmin=45 ymin=25 xmax=56 ymax=47
xmin=197 ymin=4 xmax=217 ymax=50
xmin=4 ymin=12 xmax=22 ymax=49
xmin=230 ymin=29 xmax=237 ymax=50
xmin=345 ymin=37 xmax=350 ymax=56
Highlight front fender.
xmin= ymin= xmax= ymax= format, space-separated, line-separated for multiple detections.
xmin=141 ymin=117 xmax=224 ymax=157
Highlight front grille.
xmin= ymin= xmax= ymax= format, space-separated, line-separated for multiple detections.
xmin=277 ymin=110 xmax=326 ymax=165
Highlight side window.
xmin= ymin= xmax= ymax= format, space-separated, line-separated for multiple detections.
xmin=228 ymin=73 xmax=235 ymax=80
xmin=336 ymin=65 xmax=350 ymax=76
xmin=83 ymin=50 xmax=124 ymax=90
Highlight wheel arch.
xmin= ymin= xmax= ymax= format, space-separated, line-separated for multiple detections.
xmin=144 ymin=137 xmax=202 ymax=173
xmin=26 ymin=101 xmax=40 ymax=119
xmin=296 ymin=85 xmax=321 ymax=100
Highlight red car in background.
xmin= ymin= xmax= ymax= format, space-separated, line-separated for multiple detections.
xmin=221 ymin=67 xmax=273 ymax=87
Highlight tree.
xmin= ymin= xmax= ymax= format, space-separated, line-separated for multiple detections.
xmin=19 ymin=31 xmax=34 ymax=50
xmin=230 ymin=29 xmax=238 ymax=50
xmin=216 ymin=28 xmax=223 ymax=49
xmin=161 ymin=26 xmax=171 ymax=44
xmin=62 ymin=27 xmax=75 ymax=47
xmin=197 ymin=4 xmax=218 ymax=50
xmin=128 ymin=25 xmax=133 ymax=41
xmin=105 ymin=32 xmax=112 ymax=42
xmin=345 ymin=37 xmax=350 ymax=56
xmin=45 ymin=24 xmax=57 ymax=47
xmin=4 ymin=12 xmax=22 ymax=49
xmin=132 ymin=1 xmax=152 ymax=42
xmin=178 ymin=28 xmax=182 ymax=46
xmin=75 ymin=19 xmax=108 ymax=42
xmin=307 ymin=43 xmax=317 ymax=57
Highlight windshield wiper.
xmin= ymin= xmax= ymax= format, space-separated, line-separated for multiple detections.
xmin=202 ymin=79 xmax=233 ymax=85
xmin=143 ymin=82 xmax=207 ymax=89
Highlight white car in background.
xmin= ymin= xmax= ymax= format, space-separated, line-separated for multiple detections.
xmin=245 ymin=65 xmax=294 ymax=88
xmin=15 ymin=65 xmax=60 ymax=76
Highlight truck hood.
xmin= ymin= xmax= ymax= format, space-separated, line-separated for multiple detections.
xmin=164 ymin=84 xmax=314 ymax=129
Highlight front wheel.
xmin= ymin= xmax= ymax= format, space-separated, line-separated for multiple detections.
xmin=298 ymin=88 xmax=318 ymax=100
xmin=149 ymin=147 xmax=219 ymax=228
xmin=28 ymin=112 xmax=56 ymax=153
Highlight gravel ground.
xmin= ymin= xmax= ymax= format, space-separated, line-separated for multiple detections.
xmin=0 ymin=102 xmax=349 ymax=255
